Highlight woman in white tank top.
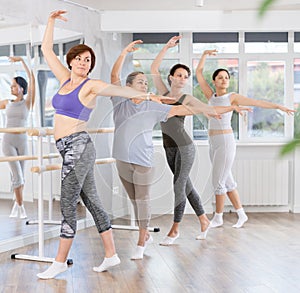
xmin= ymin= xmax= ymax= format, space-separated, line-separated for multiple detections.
xmin=0 ymin=56 xmax=35 ymax=219
xmin=196 ymin=49 xmax=294 ymax=228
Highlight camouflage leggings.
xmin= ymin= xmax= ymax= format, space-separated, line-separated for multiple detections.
xmin=56 ymin=131 xmax=111 ymax=238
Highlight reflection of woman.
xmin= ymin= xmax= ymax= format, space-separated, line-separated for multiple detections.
xmin=196 ymin=49 xmax=295 ymax=228
xmin=111 ymin=40 xmax=224 ymax=259
xmin=37 ymin=10 xmax=169 ymax=280
xmin=0 ymin=56 xmax=35 ymax=219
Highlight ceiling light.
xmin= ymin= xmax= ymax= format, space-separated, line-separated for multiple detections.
xmin=195 ymin=0 xmax=204 ymax=7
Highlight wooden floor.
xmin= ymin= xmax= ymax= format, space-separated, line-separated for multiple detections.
xmin=0 ymin=212 xmax=300 ymax=293
xmin=0 ymin=199 xmax=86 ymax=242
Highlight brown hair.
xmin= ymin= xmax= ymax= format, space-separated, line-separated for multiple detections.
xmin=66 ymin=44 xmax=96 ymax=74
xmin=126 ymin=71 xmax=145 ymax=85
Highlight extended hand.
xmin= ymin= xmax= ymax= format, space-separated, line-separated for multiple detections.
xmin=125 ymin=40 xmax=143 ymax=53
xmin=49 ymin=10 xmax=68 ymax=22
xmin=8 ymin=56 xmax=23 ymax=63
xmin=203 ymin=49 xmax=218 ymax=56
xmin=166 ymin=36 xmax=182 ymax=48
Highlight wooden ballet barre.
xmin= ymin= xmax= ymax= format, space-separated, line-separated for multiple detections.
xmin=31 ymin=157 xmax=116 ymax=173
xmin=27 ymin=127 xmax=115 ymax=137
xmin=0 ymin=127 xmax=31 ymax=134
xmin=0 ymin=153 xmax=59 ymax=163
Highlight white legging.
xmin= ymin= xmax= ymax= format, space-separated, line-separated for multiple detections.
xmin=209 ymin=132 xmax=237 ymax=195
xmin=2 ymin=133 xmax=28 ymax=189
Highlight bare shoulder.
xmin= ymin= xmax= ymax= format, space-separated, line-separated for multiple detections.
xmin=0 ymin=99 xmax=9 ymax=109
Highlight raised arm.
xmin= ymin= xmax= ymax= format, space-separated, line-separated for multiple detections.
xmin=196 ymin=50 xmax=217 ymax=100
xmin=150 ymin=35 xmax=182 ymax=95
xmin=231 ymin=93 xmax=295 ymax=115
xmin=9 ymin=57 xmax=35 ymax=110
xmin=111 ymin=40 xmax=143 ymax=86
xmin=41 ymin=10 xmax=70 ymax=83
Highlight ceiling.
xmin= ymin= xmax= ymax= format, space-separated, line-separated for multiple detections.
xmin=64 ymin=0 xmax=300 ymax=12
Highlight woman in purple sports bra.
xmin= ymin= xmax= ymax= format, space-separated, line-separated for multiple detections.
xmin=37 ymin=10 xmax=168 ymax=280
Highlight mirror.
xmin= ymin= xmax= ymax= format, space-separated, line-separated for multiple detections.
xmin=0 ymin=2 xmax=93 ymax=253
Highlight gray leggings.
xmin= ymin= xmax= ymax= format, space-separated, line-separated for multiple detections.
xmin=56 ymin=131 xmax=111 ymax=239
xmin=116 ymin=160 xmax=153 ymax=229
xmin=164 ymin=144 xmax=205 ymax=223
xmin=2 ymin=133 xmax=28 ymax=189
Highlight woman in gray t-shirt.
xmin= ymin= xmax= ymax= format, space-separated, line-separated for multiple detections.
xmin=111 ymin=41 xmax=229 ymax=259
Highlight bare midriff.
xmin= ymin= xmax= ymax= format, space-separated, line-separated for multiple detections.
xmin=208 ymin=129 xmax=233 ymax=136
xmin=53 ymin=114 xmax=87 ymax=141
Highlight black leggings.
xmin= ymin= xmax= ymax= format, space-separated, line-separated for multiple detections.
xmin=164 ymin=144 xmax=205 ymax=222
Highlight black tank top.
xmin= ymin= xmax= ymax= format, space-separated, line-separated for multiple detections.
xmin=161 ymin=94 xmax=193 ymax=148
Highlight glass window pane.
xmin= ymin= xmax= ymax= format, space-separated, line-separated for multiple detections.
xmin=294 ymin=58 xmax=300 ymax=136
xmin=37 ymin=70 xmax=60 ymax=127
xmin=245 ymin=32 xmax=288 ymax=53
xmin=193 ymin=32 xmax=239 ymax=54
xmin=135 ymin=44 xmax=178 ymax=54
xmin=246 ymin=61 xmax=285 ymax=138
xmin=192 ymin=58 xmax=239 ymax=140
xmin=193 ymin=43 xmax=239 ymax=54
xmin=245 ymin=42 xmax=288 ymax=53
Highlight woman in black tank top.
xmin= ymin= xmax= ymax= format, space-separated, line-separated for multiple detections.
xmin=151 ymin=36 xmax=211 ymax=245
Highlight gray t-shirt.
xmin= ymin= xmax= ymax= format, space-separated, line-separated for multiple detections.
xmin=111 ymin=97 xmax=172 ymax=167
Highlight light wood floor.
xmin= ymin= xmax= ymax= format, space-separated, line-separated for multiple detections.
xmin=0 ymin=212 xmax=300 ymax=293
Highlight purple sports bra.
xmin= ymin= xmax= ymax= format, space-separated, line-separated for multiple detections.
xmin=52 ymin=78 xmax=92 ymax=121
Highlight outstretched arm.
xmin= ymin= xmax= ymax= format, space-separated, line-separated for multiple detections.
xmin=150 ymin=35 xmax=181 ymax=95
xmin=9 ymin=57 xmax=35 ymax=109
xmin=111 ymin=40 xmax=143 ymax=86
xmin=168 ymin=94 xmax=251 ymax=119
xmin=196 ymin=49 xmax=217 ymax=100
xmin=231 ymin=93 xmax=295 ymax=115
xmin=41 ymin=10 xmax=70 ymax=83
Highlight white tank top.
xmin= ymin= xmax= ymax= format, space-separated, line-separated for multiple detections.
xmin=5 ymin=99 xmax=29 ymax=128
xmin=208 ymin=92 xmax=233 ymax=130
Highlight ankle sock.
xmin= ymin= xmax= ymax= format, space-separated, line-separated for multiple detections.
xmin=37 ymin=261 xmax=68 ymax=279
xmin=19 ymin=205 xmax=27 ymax=219
xmin=232 ymin=208 xmax=248 ymax=228
xmin=9 ymin=202 xmax=19 ymax=218
xmin=210 ymin=212 xmax=223 ymax=228
xmin=131 ymin=246 xmax=145 ymax=260
xmin=159 ymin=233 xmax=179 ymax=246
xmin=93 ymin=254 xmax=120 ymax=272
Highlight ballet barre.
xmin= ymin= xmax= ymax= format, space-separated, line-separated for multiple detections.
xmin=0 ymin=153 xmax=59 ymax=163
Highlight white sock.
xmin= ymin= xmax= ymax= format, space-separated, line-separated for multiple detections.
xmin=93 ymin=254 xmax=120 ymax=272
xmin=159 ymin=233 xmax=180 ymax=246
xmin=131 ymin=246 xmax=145 ymax=260
xmin=9 ymin=201 xmax=19 ymax=218
xmin=37 ymin=261 xmax=68 ymax=279
xmin=232 ymin=208 xmax=248 ymax=228
xmin=19 ymin=205 xmax=27 ymax=219
xmin=210 ymin=212 xmax=223 ymax=228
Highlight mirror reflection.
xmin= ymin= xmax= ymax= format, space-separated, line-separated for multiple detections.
xmin=0 ymin=7 xmax=87 ymax=251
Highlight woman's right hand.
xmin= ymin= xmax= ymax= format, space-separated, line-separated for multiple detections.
xmin=166 ymin=35 xmax=182 ymax=49
xmin=203 ymin=49 xmax=218 ymax=56
xmin=49 ymin=10 xmax=68 ymax=22
xmin=124 ymin=40 xmax=143 ymax=53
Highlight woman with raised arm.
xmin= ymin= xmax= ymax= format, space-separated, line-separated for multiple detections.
xmin=37 ymin=10 xmax=170 ymax=280
xmin=150 ymin=36 xmax=215 ymax=245
xmin=111 ymin=40 xmax=230 ymax=258
xmin=196 ymin=49 xmax=295 ymax=229
xmin=1 ymin=56 xmax=35 ymax=219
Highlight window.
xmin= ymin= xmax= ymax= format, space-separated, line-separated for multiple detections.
xmin=193 ymin=32 xmax=239 ymax=54
xmin=246 ymin=61 xmax=285 ymax=138
xmin=294 ymin=32 xmax=300 ymax=52
xmin=294 ymin=59 xmax=300 ymax=136
xmin=245 ymin=32 xmax=288 ymax=53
